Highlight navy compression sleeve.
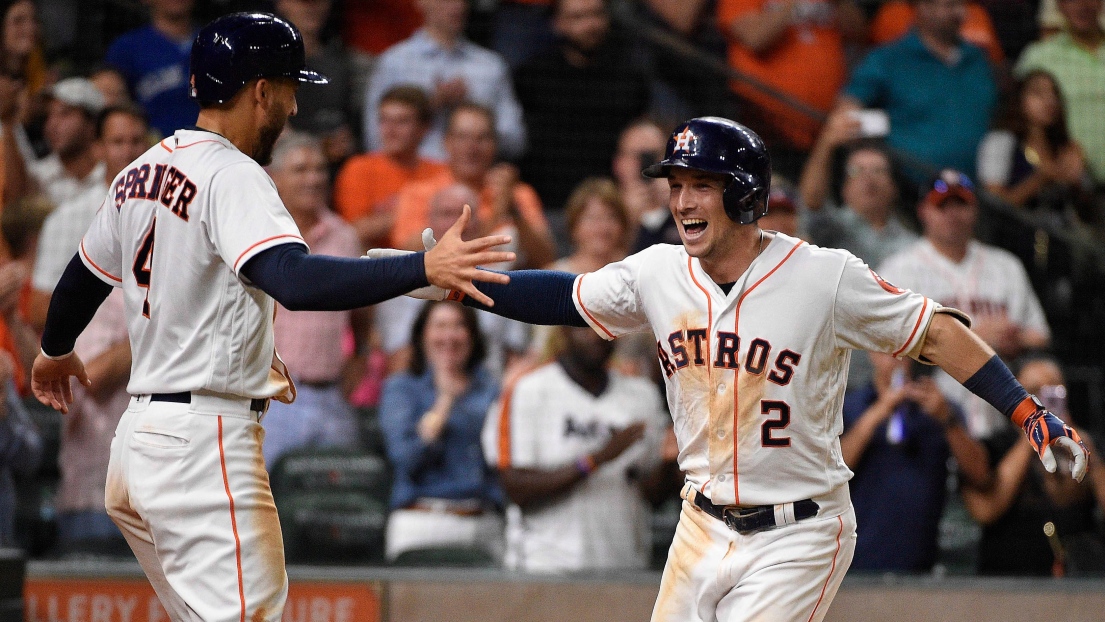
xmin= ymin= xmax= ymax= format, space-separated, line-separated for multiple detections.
xmin=463 ymin=270 xmax=587 ymax=327
xmin=41 ymin=254 xmax=115 ymax=357
xmin=240 ymin=243 xmax=429 ymax=311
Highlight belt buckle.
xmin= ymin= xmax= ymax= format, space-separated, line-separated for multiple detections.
xmin=723 ymin=506 xmax=769 ymax=535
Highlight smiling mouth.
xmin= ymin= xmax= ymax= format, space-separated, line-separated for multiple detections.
xmin=682 ymin=218 xmax=708 ymax=237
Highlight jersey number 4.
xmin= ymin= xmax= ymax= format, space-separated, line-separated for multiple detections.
xmin=760 ymin=400 xmax=791 ymax=447
xmin=133 ymin=218 xmax=156 ymax=318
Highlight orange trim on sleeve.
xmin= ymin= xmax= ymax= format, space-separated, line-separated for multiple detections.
xmin=892 ymin=298 xmax=930 ymax=358
xmin=805 ymin=515 xmax=845 ymax=622
xmin=159 ymin=140 xmax=173 ymax=153
xmin=232 ymin=234 xmax=306 ymax=272
xmin=1011 ymin=397 xmax=1039 ymax=427
xmin=574 ymin=274 xmax=615 ymax=339
xmin=79 ymin=240 xmax=123 ymax=283
xmin=217 ymin=417 xmax=248 ymax=622
xmin=176 ymin=139 xmax=224 ymax=150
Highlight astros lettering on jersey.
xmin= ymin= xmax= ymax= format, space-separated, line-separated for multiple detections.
xmin=571 ymin=234 xmax=945 ymax=512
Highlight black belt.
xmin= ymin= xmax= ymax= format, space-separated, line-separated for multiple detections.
xmin=693 ymin=493 xmax=819 ymax=535
xmin=151 ymin=392 xmax=268 ymax=413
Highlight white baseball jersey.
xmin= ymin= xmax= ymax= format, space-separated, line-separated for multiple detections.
xmin=482 ymin=362 xmax=668 ymax=572
xmin=878 ymin=239 xmax=1050 ymax=437
xmin=572 ymin=234 xmax=938 ymax=510
xmin=79 ymin=129 xmax=307 ymax=397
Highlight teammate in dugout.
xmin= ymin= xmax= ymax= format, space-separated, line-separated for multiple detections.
xmin=29 ymin=12 xmax=515 ymax=622
xmin=393 ymin=117 xmax=1090 ymax=621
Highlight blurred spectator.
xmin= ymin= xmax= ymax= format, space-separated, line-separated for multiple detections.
xmin=976 ymin=70 xmax=1096 ymax=229
xmin=3 ymin=76 xmax=104 ymax=209
xmin=362 ymin=0 xmax=526 ymax=160
xmin=262 ymin=133 xmax=366 ymax=468
xmin=759 ymin=175 xmax=803 ymax=238
xmin=493 ymin=0 xmax=557 ymax=69
xmin=963 ymin=353 xmax=1105 ymax=576
xmin=275 ymin=0 xmax=358 ymax=167
xmin=878 ymin=170 xmax=1051 ymax=438
xmin=514 ymin=0 xmax=650 ymax=217
xmin=0 ymin=194 xmax=46 ymax=392
xmin=717 ymin=0 xmax=866 ymax=152
xmin=614 ymin=119 xmax=679 ymax=251
xmin=340 ymin=0 xmax=422 ymax=57
xmin=28 ymin=104 xmax=149 ymax=330
xmin=88 ymin=67 xmax=130 ymax=108
xmin=483 ymin=325 xmax=671 ymax=572
xmin=105 ymin=0 xmax=199 ymax=139
xmin=334 ymin=85 xmax=447 ymax=249
xmin=869 ymin=0 xmax=1006 ymax=66
xmin=0 ymin=350 xmax=40 ymax=547
xmin=841 ymin=353 xmax=990 ymax=573
xmin=390 ymin=103 xmax=554 ymax=268
xmin=800 ymin=130 xmax=917 ymax=271
xmin=840 ymin=0 xmax=998 ymax=178
xmin=0 ymin=0 xmax=46 ymax=101
xmin=379 ymin=300 xmax=504 ymax=562
xmin=54 ymin=290 xmax=130 ymax=556
xmin=375 ymin=184 xmax=531 ymax=377
xmin=1016 ymin=0 xmax=1105 ymax=187
xmin=1038 ymin=0 xmax=1105 ymax=37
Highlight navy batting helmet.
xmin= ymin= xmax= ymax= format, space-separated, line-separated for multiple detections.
xmin=189 ymin=12 xmax=328 ymax=105
xmin=643 ymin=117 xmax=771 ymax=224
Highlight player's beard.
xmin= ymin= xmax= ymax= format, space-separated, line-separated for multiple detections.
xmin=254 ymin=113 xmax=286 ymax=166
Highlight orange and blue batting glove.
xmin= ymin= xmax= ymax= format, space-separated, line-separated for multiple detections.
xmin=1012 ymin=395 xmax=1090 ymax=482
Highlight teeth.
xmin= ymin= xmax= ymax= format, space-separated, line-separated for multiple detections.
xmin=682 ymin=219 xmax=706 ymax=226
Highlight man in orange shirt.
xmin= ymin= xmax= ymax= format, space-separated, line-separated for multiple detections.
xmin=333 ymin=85 xmax=448 ymax=248
xmin=717 ymin=0 xmax=866 ymax=151
xmin=869 ymin=0 xmax=1005 ymax=66
xmin=391 ymin=102 xmax=556 ymax=268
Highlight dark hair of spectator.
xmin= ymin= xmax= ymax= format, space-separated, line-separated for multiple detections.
xmin=1011 ymin=349 xmax=1062 ymax=379
xmin=830 ymin=138 xmax=911 ymax=208
xmin=0 ymin=0 xmax=33 ymax=78
xmin=2 ymin=193 xmax=51 ymax=258
xmin=997 ymin=70 xmax=1072 ymax=155
xmin=96 ymin=103 xmax=149 ymax=139
xmin=408 ymin=300 xmax=487 ymax=376
xmin=380 ymin=84 xmax=434 ymax=125
xmin=445 ymin=101 xmax=497 ymax=136
xmin=564 ymin=177 xmax=630 ymax=240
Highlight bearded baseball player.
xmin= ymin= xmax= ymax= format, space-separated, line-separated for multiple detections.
xmin=392 ymin=117 xmax=1090 ymax=621
xmin=30 ymin=12 xmax=513 ymax=622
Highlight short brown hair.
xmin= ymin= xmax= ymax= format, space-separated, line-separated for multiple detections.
xmin=445 ymin=101 xmax=497 ymax=135
xmin=564 ymin=177 xmax=630 ymax=241
xmin=2 ymin=194 xmax=53 ymax=258
xmin=380 ymin=84 xmax=433 ymax=124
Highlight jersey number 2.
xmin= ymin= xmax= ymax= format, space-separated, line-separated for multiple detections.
xmin=760 ymin=400 xmax=791 ymax=447
xmin=133 ymin=218 xmax=156 ymax=318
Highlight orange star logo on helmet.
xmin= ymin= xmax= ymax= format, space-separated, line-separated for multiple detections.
xmin=674 ymin=128 xmax=695 ymax=152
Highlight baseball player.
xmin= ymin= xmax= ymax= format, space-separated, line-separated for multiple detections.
xmin=391 ymin=117 xmax=1089 ymax=621
xmin=30 ymin=13 xmax=513 ymax=622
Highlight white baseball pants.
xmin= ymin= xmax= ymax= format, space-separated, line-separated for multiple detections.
xmin=651 ymin=494 xmax=857 ymax=622
xmin=106 ymin=394 xmax=287 ymax=622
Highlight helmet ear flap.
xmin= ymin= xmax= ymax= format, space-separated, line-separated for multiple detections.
xmin=723 ymin=171 xmax=769 ymax=223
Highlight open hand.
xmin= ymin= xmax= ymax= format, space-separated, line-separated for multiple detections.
xmin=32 ymin=351 xmax=91 ymax=414
xmin=423 ymin=204 xmax=515 ymax=307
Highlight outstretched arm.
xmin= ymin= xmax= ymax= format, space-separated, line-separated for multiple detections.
xmin=919 ymin=313 xmax=1088 ymax=481
xmin=461 ymin=270 xmax=588 ymax=327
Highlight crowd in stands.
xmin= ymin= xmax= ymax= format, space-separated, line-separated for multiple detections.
xmin=0 ymin=0 xmax=1102 ymax=579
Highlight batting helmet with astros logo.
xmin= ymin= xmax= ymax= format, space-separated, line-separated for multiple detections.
xmin=189 ymin=12 xmax=329 ymax=105
xmin=643 ymin=117 xmax=771 ymax=224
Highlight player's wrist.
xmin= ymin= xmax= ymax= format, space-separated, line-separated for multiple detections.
xmin=40 ymin=347 xmax=74 ymax=361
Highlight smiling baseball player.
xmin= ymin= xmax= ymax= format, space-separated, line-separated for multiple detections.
xmin=392 ymin=117 xmax=1089 ymax=621
xmin=30 ymin=12 xmax=514 ymax=622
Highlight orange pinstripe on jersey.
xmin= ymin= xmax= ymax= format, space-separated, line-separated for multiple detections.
xmin=805 ymin=515 xmax=844 ymax=622
xmin=892 ymin=298 xmax=929 ymax=358
xmin=217 ymin=416 xmax=247 ymax=622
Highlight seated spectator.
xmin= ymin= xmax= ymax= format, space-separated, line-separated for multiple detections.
xmin=841 ymin=353 xmax=990 ymax=573
xmin=28 ymin=105 xmax=150 ymax=330
xmin=54 ymin=290 xmax=130 ymax=556
xmin=105 ymin=0 xmax=199 ymax=138
xmin=262 ymin=134 xmax=366 ymax=468
xmin=4 ymin=77 xmax=105 ymax=209
xmin=839 ymin=0 xmax=998 ymax=177
xmin=379 ymin=300 xmax=504 ymax=562
xmin=514 ymin=0 xmax=650 ymax=216
xmin=374 ymin=184 xmax=531 ymax=377
xmin=869 ymin=0 xmax=1006 ymax=66
xmin=483 ymin=325 xmax=672 ymax=572
xmin=275 ymin=0 xmax=357 ymax=167
xmin=390 ymin=103 xmax=554 ymax=268
xmin=1037 ymin=0 xmax=1105 ymax=38
xmin=963 ymin=353 xmax=1105 ymax=575
xmin=717 ymin=0 xmax=866 ymax=153
xmin=0 ymin=194 xmax=47 ymax=393
xmin=363 ymin=0 xmax=525 ymax=160
xmin=89 ymin=67 xmax=130 ymax=108
xmin=1016 ymin=0 xmax=1105 ymax=187
xmin=0 ymin=350 xmax=40 ymax=547
xmin=800 ymin=128 xmax=917 ymax=271
xmin=977 ymin=70 xmax=1095 ymax=228
xmin=334 ymin=85 xmax=447 ymax=249
xmin=878 ymin=170 xmax=1051 ymax=438
xmin=612 ymin=119 xmax=679 ymax=251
